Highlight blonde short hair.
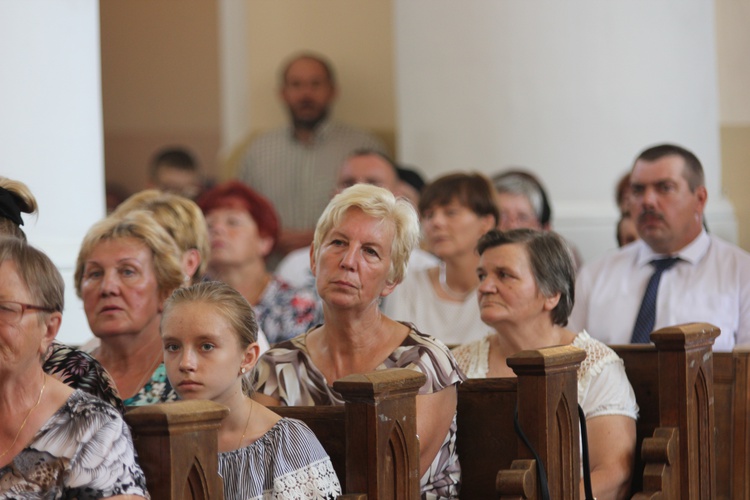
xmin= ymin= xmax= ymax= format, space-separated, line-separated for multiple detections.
xmin=312 ymin=184 xmax=420 ymax=284
xmin=113 ymin=190 xmax=210 ymax=281
xmin=74 ymin=211 xmax=184 ymax=299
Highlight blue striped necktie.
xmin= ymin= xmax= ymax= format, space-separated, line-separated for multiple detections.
xmin=630 ymin=257 xmax=680 ymax=344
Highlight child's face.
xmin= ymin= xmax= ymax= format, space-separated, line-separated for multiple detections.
xmin=161 ymin=301 xmax=254 ymax=405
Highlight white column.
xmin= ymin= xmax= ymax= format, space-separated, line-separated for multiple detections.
xmin=394 ymin=0 xmax=735 ymax=262
xmin=0 ymin=1 xmax=105 ymax=345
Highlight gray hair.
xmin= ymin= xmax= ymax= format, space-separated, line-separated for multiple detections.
xmin=492 ymin=171 xmax=550 ymax=226
xmin=312 ymin=184 xmax=420 ymax=284
xmin=477 ymin=228 xmax=575 ymax=326
xmin=0 ymin=236 xmax=64 ymax=316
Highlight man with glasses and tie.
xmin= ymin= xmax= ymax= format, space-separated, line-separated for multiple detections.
xmin=568 ymin=144 xmax=750 ymax=352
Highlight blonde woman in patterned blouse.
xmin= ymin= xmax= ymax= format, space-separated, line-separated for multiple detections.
xmin=451 ymin=229 xmax=637 ymax=500
xmin=254 ymin=184 xmax=463 ymax=499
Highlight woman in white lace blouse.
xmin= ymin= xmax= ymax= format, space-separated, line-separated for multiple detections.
xmin=451 ymin=229 xmax=638 ymax=500
xmin=160 ymin=281 xmax=340 ymax=500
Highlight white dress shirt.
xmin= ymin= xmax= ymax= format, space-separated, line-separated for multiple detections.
xmin=568 ymin=230 xmax=750 ymax=352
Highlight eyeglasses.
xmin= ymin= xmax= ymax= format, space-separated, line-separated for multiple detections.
xmin=0 ymin=301 xmax=57 ymax=325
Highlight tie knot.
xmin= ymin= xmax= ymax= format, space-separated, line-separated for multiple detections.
xmin=650 ymin=257 xmax=679 ymax=272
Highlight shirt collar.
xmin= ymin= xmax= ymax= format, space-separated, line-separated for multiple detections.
xmin=635 ymin=229 xmax=710 ymax=267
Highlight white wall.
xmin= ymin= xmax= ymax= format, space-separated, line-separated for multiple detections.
xmin=394 ymin=0 xmax=735 ymax=262
xmin=0 ymin=0 xmax=105 ymax=345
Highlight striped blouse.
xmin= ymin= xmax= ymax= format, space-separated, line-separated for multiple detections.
xmin=218 ymin=417 xmax=340 ymax=499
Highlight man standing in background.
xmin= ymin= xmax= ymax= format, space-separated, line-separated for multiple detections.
xmin=237 ymin=53 xmax=385 ymax=257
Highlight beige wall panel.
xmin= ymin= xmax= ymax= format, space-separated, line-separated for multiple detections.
xmin=720 ymin=126 xmax=750 ymax=251
xmin=101 ymin=0 xmax=221 ymax=191
xmin=244 ymin=1 xmax=395 ymax=137
xmin=103 ymin=131 xmax=220 ymax=199
xmin=715 ymin=0 xmax=750 ymax=124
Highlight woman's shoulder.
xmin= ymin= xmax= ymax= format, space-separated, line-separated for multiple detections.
xmin=450 ymin=335 xmax=491 ymax=379
xmin=43 ymin=342 xmax=125 ymax=413
xmin=385 ymin=324 xmax=465 ymax=392
xmin=573 ymin=330 xmax=623 ymax=371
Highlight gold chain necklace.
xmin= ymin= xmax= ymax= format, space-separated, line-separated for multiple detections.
xmin=236 ymin=400 xmax=254 ymax=449
xmin=0 ymin=374 xmax=47 ymax=460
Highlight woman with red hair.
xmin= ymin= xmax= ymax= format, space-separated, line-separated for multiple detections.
xmin=198 ymin=181 xmax=321 ymax=344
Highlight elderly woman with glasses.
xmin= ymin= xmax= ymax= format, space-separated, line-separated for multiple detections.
xmin=0 ymin=177 xmax=123 ymax=411
xmin=0 ymin=237 xmax=148 ymax=498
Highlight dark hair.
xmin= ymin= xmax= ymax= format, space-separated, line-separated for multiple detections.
xmin=0 ymin=178 xmax=38 ymax=240
xmin=615 ymin=172 xmax=632 ymax=215
xmin=419 ymin=172 xmax=499 ymax=225
xmin=280 ymin=52 xmax=336 ymax=86
xmin=492 ymin=170 xmax=552 ymax=226
xmin=150 ymin=147 xmax=199 ymax=179
xmin=396 ymin=166 xmax=427 ymax=194
xmin=197 ymin=180 xmax=280 ymax=246
xmin=634 ymin=143 xmax=704 ymax=191
xmin=347 ymin=148 xmax=399 ymax=174
xmin=477 ymin=228 xmax=575 ymax=326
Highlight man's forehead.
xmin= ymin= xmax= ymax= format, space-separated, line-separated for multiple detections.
xmin=340 ymin=156 xmax=396 ymax=179
xmin=631 ymin=155 xmax=687 ymax=183
xmin=284 ymin=58 xmax=329 ymax=81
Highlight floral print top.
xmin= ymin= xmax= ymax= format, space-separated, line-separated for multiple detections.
xmin=0 ymin=391 xmax=150 ymax=499
xmin=123 ymin=363 xmax=178 ymax=407
xmin=255 ymin=275 xmax=323 ymax=345
xmin=43 ymin=341 xmax=125 ymax=413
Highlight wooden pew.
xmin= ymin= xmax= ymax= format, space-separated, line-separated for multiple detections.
xmin=612 ymin=322 xmax=719 ymax=499
xmin=274 ymin=368 xmax=425 ymax=500
xmin=125 ymin=399 xmax=229 ymax=500
xmin=125 ymin=368 xmax=425 ymax=500
xmin=458 ymin=344 xmax=586 ymax=500
xmin=713 ymin=347 xmax=750 ymax=500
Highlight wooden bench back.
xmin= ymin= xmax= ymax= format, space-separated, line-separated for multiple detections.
xmin=612 ymin=322 xmax=719 ymax=499
xmin=458 ymin=344 xmax=586 ymax=500
xmin=274 ymin=368 xmax=425 ymax=500
xmin=126 ymin=368 xmax=424 ymax=500
xmin=125 ymin=399 xmax=229 ymax=500
xmin=713 ymin=347 xmax=750 ymax=499
xmin=126 ymin=347 xmax=592 ymax=500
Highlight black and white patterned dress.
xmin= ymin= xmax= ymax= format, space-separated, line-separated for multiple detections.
xmin=218 ymin=418 xmax=340 ymax=500
xmin=0 ymin=391 xmax=149 ymax=499
xmin=254 ymin=324 xmax=463 ymax=500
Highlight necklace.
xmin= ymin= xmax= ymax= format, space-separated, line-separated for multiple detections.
xmin=0 ymin=374 xmax=47 ymax=460
xmin=438 ymin=261 xmax=476 ymax=301
xmin=237 ymin=400 xmax=254 ymax=449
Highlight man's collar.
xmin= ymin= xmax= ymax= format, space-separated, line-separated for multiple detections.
xmin=635 ymin=229 xmax=710 ymax=267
